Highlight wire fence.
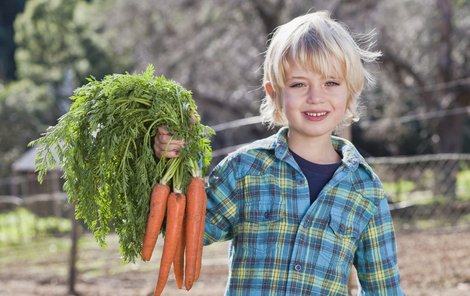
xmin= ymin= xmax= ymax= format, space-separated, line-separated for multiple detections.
xmin=1 ymin=153 xmax=470 ymax=241
xmin=368 ymin=154 xmax=470 ymax=231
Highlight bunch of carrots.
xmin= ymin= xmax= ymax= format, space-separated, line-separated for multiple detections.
xmin=143 ymin=157 xmax=208 ymax=295
xmin=29 ymin=65 xmax=214 ymax=295
xmin=137 ymin=70 xmax=212 ymax=294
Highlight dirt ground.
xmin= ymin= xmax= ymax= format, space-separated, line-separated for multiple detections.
xmin=1 ymin=226 xmax=470 ymax=296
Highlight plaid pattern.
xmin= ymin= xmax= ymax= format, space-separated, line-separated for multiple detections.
xmin=204 ymin=127 xmax=404 ymax=295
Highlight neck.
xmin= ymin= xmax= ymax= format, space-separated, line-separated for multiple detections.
xmin=287 ymin=132 xmax=340 ymax=164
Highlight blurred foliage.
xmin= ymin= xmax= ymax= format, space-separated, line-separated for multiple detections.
xmin=0 ymin=0 xmax=127 ymax=177
xmin=0 ymin=207 xmax=71 ymax=245
xmin=0 ymin=79 xmax=55 ymax=176
xmin=357 ymin=0 xmax=470 ymax=155
xmin=457 ymin=169 xmax=470 ymax=201
xmin=14 ymin=0 xmax=125 ymax=86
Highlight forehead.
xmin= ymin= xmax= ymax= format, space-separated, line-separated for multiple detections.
xmin=283 ymin=55 xmax=345 ymax=80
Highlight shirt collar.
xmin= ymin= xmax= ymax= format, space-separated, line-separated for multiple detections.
xmin=331 ymin=136 xmax=375 ymax=177
xmin=269 ymin=127 xmax=374 ymax=177
xmin=273 ymin=127 xmax=290 ymax=161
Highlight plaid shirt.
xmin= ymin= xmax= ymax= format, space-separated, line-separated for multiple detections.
xmin=204 ymin=127 xmax=404 ymax=295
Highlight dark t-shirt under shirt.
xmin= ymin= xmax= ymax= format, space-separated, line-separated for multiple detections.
xmin=290 ymin=150 xmax=341 ymax=204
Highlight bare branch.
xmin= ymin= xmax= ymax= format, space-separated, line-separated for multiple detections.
xmin=379 ymin=42 xmax=426 ymax=89
xmin=436 ymin=0 xmax=454 ymax=81
xmin=252 ymin=0 xmax=285 ymax=36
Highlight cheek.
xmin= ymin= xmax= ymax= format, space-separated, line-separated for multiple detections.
xmin=281 ymin=97 xmax=296 ymax=116
xmin=341 ymin=99 xmax=349 ymax=112
xmin=334 ymin=93 xmax=349 ymax=112
xmin=281 ymin=91 xmax=298 ymax=108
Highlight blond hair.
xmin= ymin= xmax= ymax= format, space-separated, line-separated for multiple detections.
xmin=260 ymin=11 xmax=381 ymax=127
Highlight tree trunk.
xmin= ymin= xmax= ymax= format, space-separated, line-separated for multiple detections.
xmin=252 ymin=0 xmax=285 ymax=36
xmin=431 ymin=106 xmax=466 ymax=199
xmin=430 ymin=0 xmax=459 ymax=199
xmin=68 ymin=204 xmax=80 ymax=296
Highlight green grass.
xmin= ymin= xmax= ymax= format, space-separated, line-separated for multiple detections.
xmin=383 ymin=180 xmax=416 ymax=203
xmin=0 ymin=208 xmax=71 ymax=245
xmin=457 ymin=169 xmax=470 ymax=201
xmin=383 ymin=168 xmax=470 ymax=203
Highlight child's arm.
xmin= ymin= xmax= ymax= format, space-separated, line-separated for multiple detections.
xmin=354 ymin=197 xmax=405 ymax=295
xmin=202 ymin=158 xmax=239 ymax=245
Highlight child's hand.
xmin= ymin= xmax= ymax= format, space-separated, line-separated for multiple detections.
xmin=153 ymin=127 xmax=185 ymax=158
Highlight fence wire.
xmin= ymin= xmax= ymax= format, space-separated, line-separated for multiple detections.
xmin=1 ymin=154 xmax=470 ymax=238
xmin=368 ymin=154 xmax=470 ymax=231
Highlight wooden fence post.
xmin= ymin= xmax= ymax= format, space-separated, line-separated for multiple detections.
xmin=68 ymin=204 xmax=80 ymax=295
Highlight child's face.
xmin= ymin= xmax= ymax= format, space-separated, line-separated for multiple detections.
xmin=281 ymin=61 xmax=348 ymax=142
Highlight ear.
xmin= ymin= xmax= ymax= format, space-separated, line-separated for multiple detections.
xmin=264 ymin=81 xmax=275 ymax=98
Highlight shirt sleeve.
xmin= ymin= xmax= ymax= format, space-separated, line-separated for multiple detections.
xmin=203 ymin=157 xmax=239 ymax=245
xmin=354 ymin=197 xmax=405 ymax=295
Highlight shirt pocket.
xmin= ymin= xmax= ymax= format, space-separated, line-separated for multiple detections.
xmin=236 ymin=174 xmax=286 ymax=256
xmin=328 ymin=195 xmax=377 ymax=241
xmin=316 ymin=211 xmax=359 ymax=272
xmin=238 ymin=174 xmax=285 ymax=223
xmin=328 ymin=212 xmax=360 ymax=240
xmin=243 ymin=200 xmax=283 ymax=223
xmin=321 ymin=201 xmax=376 ymax=269
xmin=238 ymin=200 xmax=284 ymax=254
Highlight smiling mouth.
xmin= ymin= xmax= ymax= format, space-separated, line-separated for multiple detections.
xmin=304 ymin=111 xmax=327 ymax=117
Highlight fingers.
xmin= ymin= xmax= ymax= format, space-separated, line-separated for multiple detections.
xmin=154 ymin=140 xmax=183 ymax=158
xmin=153 ymin=127 xmax=185 ymax=158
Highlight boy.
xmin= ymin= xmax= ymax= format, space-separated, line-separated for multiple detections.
xmin=155 ymin=11 xmax=404 ymax=295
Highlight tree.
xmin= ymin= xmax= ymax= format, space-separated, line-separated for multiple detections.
xmin=0 ymin=0 xmax=128 ymax=177
xmin=358 ymin=0 xmax=470 ymax=197
xmin=14 ymin=0 xmax=124 ymax=89
xmin=0 ymin=79 xmax=55 ymax=177
xmin=371 ymin=0 xmax=469 ymax=155
xmin=0 ymin=0 xmax=26 ymax=82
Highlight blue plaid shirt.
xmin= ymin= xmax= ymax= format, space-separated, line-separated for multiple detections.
xmin=204 ymin=127 xmax=404 ymax=295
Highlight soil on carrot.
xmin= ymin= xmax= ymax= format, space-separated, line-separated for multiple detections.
xmin=1 ymin=227 xmax=470 ymax=296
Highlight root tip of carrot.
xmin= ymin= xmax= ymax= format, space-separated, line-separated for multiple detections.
xmin=141 ymin=254 xmax=151 ymax=261
xmin=185 ymin=282 xmax=193 ymax=291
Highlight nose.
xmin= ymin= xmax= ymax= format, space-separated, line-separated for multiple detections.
xmin=306 ymin=86 xmax=324 ymax=104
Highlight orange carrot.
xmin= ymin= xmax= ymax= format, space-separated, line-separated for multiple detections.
xmin=194 ymin=189 xmax=207 ymax=282
xmin=173 ymin=218 xmax=185 ymax=289
xmin=142 ymin=183 xmax=170 ymax=261
xmin=154 ymin=192 xmax=186 ymax=296
xmin=184 ymin=177 xmax=206 ymax=290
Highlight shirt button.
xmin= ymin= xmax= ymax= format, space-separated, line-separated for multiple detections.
xmin=264 ymin=211 xmax=271 ymax=219
xmin=297 ymin=179 xmax=305 ymax=185
xmin=294 ymin=264 xmax=302 ymax=271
